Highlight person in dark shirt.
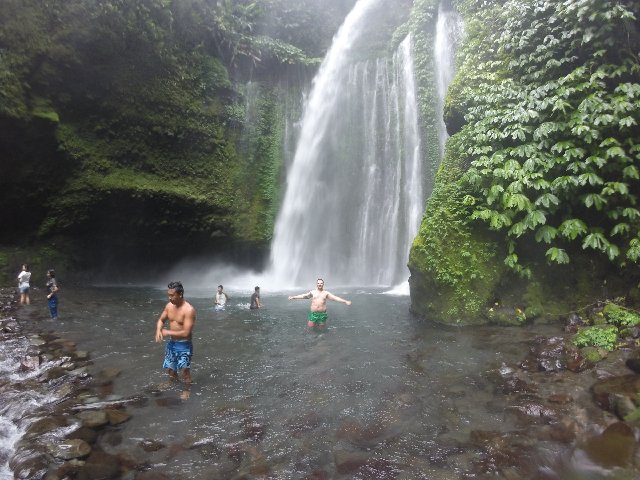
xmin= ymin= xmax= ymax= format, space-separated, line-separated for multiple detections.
xmin=46 ymin=269 xmax=59 ymax=320
xmin=250 ymin=286 xmax=262 ymax=310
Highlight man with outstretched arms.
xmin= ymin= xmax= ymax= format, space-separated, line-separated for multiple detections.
xmin=154 ymin=281 xmax=196 ymax=399
xmin=288 ymin=278 xmax=351 ymax=328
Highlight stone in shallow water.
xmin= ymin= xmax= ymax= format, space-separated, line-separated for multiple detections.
xmin=24 ymin=415 xmax=70 ymax=438
xmin=591 ymin=374 xmax=640 ymax=412
xmin=106 ymin=408 xmax=131 ymax=425
xmin=139 ymin=439 xmax=166 ymax=452
xmin=580 ymin=422 xmax=637 ymax=468
xmin=47 ymin=439 xmax=92 ymax=460
xmin=76 ymin=409 xmax=109 ymax=428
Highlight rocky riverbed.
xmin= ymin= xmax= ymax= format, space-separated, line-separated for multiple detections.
xmin=2 ymin=286 xmax=640 ymax=479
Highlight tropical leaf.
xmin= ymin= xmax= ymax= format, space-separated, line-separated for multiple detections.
xmin=546 ymin=247 xmax=570 ymax=264
xmin=559 ymin=218 xmax=587 ymax=240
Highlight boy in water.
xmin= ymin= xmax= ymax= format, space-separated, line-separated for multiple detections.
xmin=288 ymin=278 xmax=351 ymax=328
xmin=214 ymin=284 xmax=228 ymax=311
xmin=154 ymin=281 xmax=196 ymax=400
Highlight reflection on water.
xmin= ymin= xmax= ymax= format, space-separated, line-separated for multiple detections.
xmin=40 ymin=286 xmax=566 ymax=478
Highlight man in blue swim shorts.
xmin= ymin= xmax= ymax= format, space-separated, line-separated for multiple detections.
xmin=288 ymin=278 xmax=351 ymax=328
xmin=154 ymin=281 xmax=196 ymax=400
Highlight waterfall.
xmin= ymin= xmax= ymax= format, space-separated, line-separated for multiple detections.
xmin=434 ymin=0 xmax=465 ymax=156
xmin=268 ymin=0 xmax=423 ymax=288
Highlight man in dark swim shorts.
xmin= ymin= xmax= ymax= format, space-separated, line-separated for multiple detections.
xmin=289 ymin=278 xmax=351 ymax=328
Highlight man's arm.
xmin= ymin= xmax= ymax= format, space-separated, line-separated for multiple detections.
xmin=154 ymin=306 xmax=169 ymax=342
xmin=161 ymin=306 xmax=195 ymax=339
xmin=327 ymin=292 xmax=352 ymax=306
xmin=288 ymin=291 xmax=312 ymax=300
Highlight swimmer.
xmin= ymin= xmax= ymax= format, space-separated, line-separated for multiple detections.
xmin=288 ymin=278 xmax=351 ymax=328
xmin=214 ymin=284 xmax=228 ymax=311
xmin=250 ymin=286 xmax=262 ymax=309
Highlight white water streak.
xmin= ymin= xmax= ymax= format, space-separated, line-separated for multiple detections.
xmin=268 ymin=0 xmax=423 ymax=289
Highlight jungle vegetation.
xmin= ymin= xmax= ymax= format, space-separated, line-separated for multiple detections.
xmin=409 ymin=0 xmax=640 ymax=324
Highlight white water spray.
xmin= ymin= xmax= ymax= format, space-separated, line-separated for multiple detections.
xmin=434 ymin=0 xmax=465 ymax=156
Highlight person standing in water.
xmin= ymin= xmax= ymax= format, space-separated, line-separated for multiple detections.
xmin=250 ymin=286 xmax=262 ymax=310
xmin=17 ymin=264 xmax=31 ymax=305
xmin=288 ymin=278 xmax=351 ymax=328
xmin=214 ymin=284 xmax=228 ymax=311
xmin=45 ymin=269 xmax=59 ymax=319
xmin=154 ymin=281 xmax=196 ymax=400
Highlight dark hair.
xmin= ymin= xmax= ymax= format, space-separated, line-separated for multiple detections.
xmin=48 ymin=269 xmax=55 ymax=278
xmin=168 ymin=281 xmax=184 ymax=295
xmin=23 ymin=264 xmax=29 ymax=271
xmin=218 ymin=284 xmax=223 ymax=289
xmin=254 ymin=286 xmax=260 ymax=291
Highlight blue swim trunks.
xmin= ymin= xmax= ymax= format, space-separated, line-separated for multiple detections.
xmin=163 ymin=339 xmax=193 ymax=371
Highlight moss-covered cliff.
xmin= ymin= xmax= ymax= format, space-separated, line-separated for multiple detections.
xmin=409 ymin=0 xmax=640 ymax=324
xmin=0 ymin=0 xmax=357 ymax=280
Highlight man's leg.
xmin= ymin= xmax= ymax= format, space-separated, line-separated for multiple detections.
xmin=180 ymin=368 xmax=192 ymax=400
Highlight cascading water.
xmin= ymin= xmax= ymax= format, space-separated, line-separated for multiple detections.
xmin=268 ymin=0 xmax=423 ymax=288
xmin=434 ymin=0 xmax=465 ymax=156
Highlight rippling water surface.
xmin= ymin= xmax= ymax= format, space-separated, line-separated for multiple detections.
xmin=19 ymin=286 xmax=566 ymax=478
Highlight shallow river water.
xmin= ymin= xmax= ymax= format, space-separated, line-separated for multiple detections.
xmin=6 ymin=285 xmax=618 ymax=479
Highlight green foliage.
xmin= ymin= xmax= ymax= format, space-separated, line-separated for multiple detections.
xmin=407 ymin=0 xmax=441 ymax=183
xmin=603 ymin=303 xmax=640 ymax=327
xmin=452 ymin=0 xmax=640 ymax=273
xmin=409 ymin=134 xmax=505 ymax=324
xmin=574 ymin=325 xmax=618 ymax=350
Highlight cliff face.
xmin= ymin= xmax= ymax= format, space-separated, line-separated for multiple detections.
xmin=0 ymin=0 xmax=357 ymax=276
xmin=409 ymin=0 xmax=640 ymax=324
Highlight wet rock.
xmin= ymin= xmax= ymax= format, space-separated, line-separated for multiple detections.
xmin=614 ymin=394 xmax=637 ymax=419
xmin=494 ymin=374 xmax=532 ymax=395
xmin=579 ymin=346 xmax=607 ymax=365
xmin=547 ymin=393 xmax=573 ymax=405
xmin=591 ymin=374 xmax=640 ymax=412
xmin=106 ymin=409 xmax=131 ymax=425
xmin=66 ymin=426 xmax=99 ymax=445
xmin=20 ymin=354 xmax=40 ymax=370
xmin=139 ymin=439 xmax=166 ymax=452
xmin=76 ymin=410 xmax=109 ymax=428
xmin=521 ymin=336 xmax=567 ymax=372
xmin=9 ymin=448 xmax=49 ymax=480
xmin=2 ymin=319 xmax=20 ymax=333
xmin=564 ymin=312 xmax=585 ymax=333
xmin=75 ymin=451 xmax=122 ymax=480
xmin=24 ymin=416 xmax=70 ymax=439
xmin=28 ymin=335 xmax=47 ymax=346
xmin=625 ymin=357 xmax=640 ymax=374
xmin=505 ymin=402 xmax=558 ymax=425
xmin=40 ymin=366 xmax=68 ymax=382
xmin=100 ymin=431 xmax=123 ymax=447
xmin=334 ymin=450 xmax=369 ymax=474
xmin=579 ymin=422 xmax=637 ymax=468
xmin=47 ymin=439 xmax=92 ymax=460
xmin=75 ymin=350 xmax=90 ymax=360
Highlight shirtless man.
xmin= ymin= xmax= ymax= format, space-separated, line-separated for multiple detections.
xmin=154 ymin=281 xmax=196 ymax=399
xmin=288 ymin=278 xmax=351 ymax=328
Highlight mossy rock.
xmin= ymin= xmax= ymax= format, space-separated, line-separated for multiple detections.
xmin=580 ymin=346 xmax=608 ymax=364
